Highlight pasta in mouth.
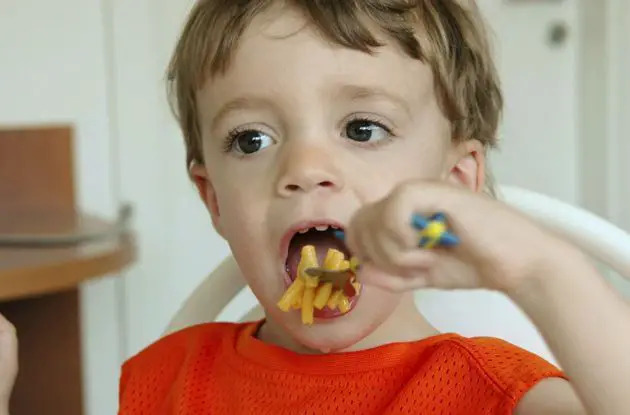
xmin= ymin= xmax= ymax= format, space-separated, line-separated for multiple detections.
xmin=278 ymin=245 xmax=361 ymax=325
xmin=284 ymin=226 xmax=349 ymax=282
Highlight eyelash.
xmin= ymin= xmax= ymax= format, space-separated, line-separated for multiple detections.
xmin=222 ymin=126 xmax=251 ymax=154
xmin=346 ymin=115 xmax=394 ymax=133
xmin=344 ymin=115 xmax=397 ymax=146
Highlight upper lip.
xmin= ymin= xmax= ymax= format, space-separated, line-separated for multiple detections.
xmin=279 ymin=219 xmax=346 ymax=263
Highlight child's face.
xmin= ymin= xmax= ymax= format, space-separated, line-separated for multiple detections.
xmin=192 ymin=8 xmax=481 ymax=351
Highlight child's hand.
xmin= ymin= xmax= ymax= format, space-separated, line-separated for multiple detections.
xmin=346 ymin=181 xmax=562 ymax=294
xmin=0 ymin=313 xmax=17 ymax=415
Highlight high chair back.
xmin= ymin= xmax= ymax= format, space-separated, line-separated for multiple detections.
xmin=165 ymin=186 xmax=630 ymax=361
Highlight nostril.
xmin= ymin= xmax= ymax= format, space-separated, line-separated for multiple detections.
xmin=282 ymin=179 xmax=338 ymax=194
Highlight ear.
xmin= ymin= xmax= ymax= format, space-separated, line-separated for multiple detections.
xmin=446 ymin=140 xmax=486 ymax=192
xmin=189 ymin=162 xmax=224 ymax=237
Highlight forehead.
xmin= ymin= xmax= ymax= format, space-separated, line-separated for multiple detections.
xmin=198 ymin=6 xmax=435 ymax=111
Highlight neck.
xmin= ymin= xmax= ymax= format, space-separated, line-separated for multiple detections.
xmin=258 ymin=293 xmax=439 ymax=354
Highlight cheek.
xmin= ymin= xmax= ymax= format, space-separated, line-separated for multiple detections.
xmin=216 ymin=188 xmax=259 ymax=235
xmin=211 ymin=178 xmax=285 ymax=304
xmin=213 ymin=169 xmax=267 ymax=231
xmin=352 ymin=145 xmax=446 ymax=202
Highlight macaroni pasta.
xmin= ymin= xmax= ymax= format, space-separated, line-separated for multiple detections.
xmin=278 ymin=245 xmax=360 ymax=325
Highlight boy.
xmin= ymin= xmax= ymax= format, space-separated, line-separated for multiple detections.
xmin=119 ymin=0 xmax=630 ymax=414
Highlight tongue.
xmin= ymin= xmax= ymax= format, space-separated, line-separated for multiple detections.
xmin=286 ymin=230 xmax=348 ymax=280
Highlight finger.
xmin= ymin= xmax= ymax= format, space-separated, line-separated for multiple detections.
xmin=426 ymin=252 xmax=480 ymax=289
xmin=349 ymin=222 xmax=371 ymax=263
xmin=345 ymin=208 xmax=368 ymax=258
xmin=381 ymin=192 xmax=420 ymax=249
xmin=371 ymin=234 xmax=437 ymax=277
xmin=360 ymin=230 xmax=393 ymax=272
xmin=391 ymin=249 xmax=438 ymax=273
xmin=0 ymin=314 xmax=17 ymax=362
xmin=358 ymin=262 xmax=430 ymax=292
xmin=0 ymin=314 xmax=18 ymax=401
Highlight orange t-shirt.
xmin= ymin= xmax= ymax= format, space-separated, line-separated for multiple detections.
xmin=118 ymin=321 xmax=565 ymax=414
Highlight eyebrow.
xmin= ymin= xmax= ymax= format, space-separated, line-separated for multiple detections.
xmin=209 ymin=85 xmax=412 ymax=129
xmin=210 ymin=96 xmax=277 ymax=129
xmin=336 ymin=84 xmax=412 ymax=117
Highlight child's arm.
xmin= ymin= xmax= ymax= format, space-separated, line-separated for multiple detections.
xmin=510 ymin=241 xmax=630 ymax=415
xmin=346 ymin=181 xmax=630 ymax=415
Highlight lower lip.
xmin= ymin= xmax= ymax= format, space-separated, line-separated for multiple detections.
xmin=313 ymin=296 xmax=359 ymax=319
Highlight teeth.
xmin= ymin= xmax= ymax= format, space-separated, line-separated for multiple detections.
xmin=298 ymin=228 xmax=309 ymax=234
xmin=315 ymin=225 xmax=329 ymax=231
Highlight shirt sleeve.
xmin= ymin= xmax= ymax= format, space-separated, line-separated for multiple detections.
xmin=455 ymin=336 xmax=568 ymax=412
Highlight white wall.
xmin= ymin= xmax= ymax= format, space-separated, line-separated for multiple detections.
xmin=0 ymin=1 xmax=122 ymax=414
xmin=108 ymin=0 xmax=230 ymax=357
xmin=480 ymin=0 xmax=580 ymax=204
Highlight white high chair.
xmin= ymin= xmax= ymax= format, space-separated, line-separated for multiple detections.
xmin=165 ymin=186 xmax=630 ymax=363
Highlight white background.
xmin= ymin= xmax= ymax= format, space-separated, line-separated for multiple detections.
xmin=1 ymin=1 xmax=628 ymax=413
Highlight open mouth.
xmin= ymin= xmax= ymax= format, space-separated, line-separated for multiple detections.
xmin=283 ymin=224 xmax=360 ymax=319
xmin=285 ymin=225 xmax=349 ymax=281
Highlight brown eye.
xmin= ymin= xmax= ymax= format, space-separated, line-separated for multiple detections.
xmin=232 ymin=130 xmax=273 ymax=154
xmin=344 ymin=120 xmax=390 ymax=143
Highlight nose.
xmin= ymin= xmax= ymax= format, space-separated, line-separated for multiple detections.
xmin=276 ymin=142 xmax=345 ymax=197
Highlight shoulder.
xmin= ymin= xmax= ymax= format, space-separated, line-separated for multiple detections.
xmin=123 ymin=321 xmax=239 ymax=369
xmin=119 ymin=322 xmax=245 ymax=398
xmin=446 ymin=336 xmax=568 ymax=409
xmin=450 ymin=336 xmax=565 ymax=386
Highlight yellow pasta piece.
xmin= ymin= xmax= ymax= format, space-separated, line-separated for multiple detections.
xmin=279 ymin=245 xmax=317 ymax=313
xmin=313 ymin=282 xmax=333 ymax=310
xmin=297 ymin=246 xmax=318 ymax=277
xmin=291 ymin=283 xmax=305 ymax=309
xmin=299 ymin=245 xmax=320 ymax=288
xmin=327 ymin=289 xmax=343 ymax=310
xmin=302 ymin=286 xmax=316 ymax=325
xmin=340 ymin=259 xmax=350 ymax=271
xmin=338 ymin=294 xmax=351 ymax=313
xmin=304 ymin=275 xmax=319 ymax=288
xmin=277 ymin=277 xmax=305 ymax=312
xmin=323 ymin=249 xmax=344 ymax=269
xmin=350 ymin=256 xmax=360 ymax=272
xmin=313 ymin=249 xmax=344 ymax=309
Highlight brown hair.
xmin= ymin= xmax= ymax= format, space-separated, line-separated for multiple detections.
xmin=167 ymin=0 xmax=502 ymax=171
